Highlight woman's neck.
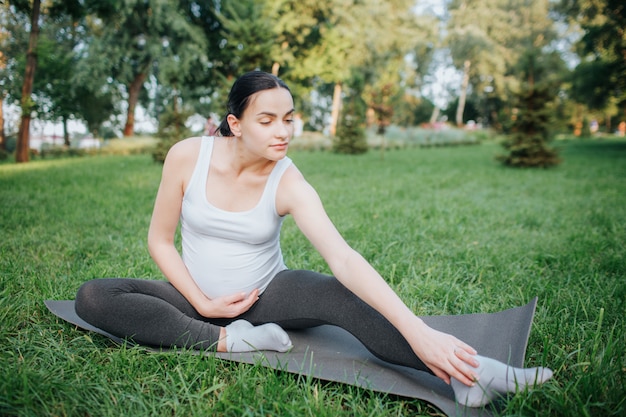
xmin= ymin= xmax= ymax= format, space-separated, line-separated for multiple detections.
xmin=217 ymin=137 xmax=275 ymax=177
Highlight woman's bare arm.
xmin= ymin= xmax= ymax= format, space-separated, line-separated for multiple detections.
xmin=277 ymin=166 xmax=479 ymax=386
xmin=147 ymin=139 xmax=258 ymax=319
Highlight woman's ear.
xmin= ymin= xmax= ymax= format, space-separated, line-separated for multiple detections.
xmin=227 ymin=114 xmax=241 ymax=137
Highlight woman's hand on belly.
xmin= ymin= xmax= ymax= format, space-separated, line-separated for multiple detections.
xmin=199 ymin=289 xmax=260 ymax=318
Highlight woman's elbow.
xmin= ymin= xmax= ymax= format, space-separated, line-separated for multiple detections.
xmin=147 ymin=228 xmax=168 ymax=260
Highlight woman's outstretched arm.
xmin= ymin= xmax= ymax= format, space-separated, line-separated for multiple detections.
xmin=277 ymin=166 xmax=479 ymax=386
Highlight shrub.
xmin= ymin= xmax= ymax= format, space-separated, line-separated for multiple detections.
xmin=40 ymin=144 xmax=87 ymax=159
xmin=99 ymin=137 xmax=158 ymax=156
xmin=152 ymin=107 xmax=193 ymax=163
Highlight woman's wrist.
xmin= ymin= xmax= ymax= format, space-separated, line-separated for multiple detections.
xmin=397 ymin=315 xmax=429 ymax=344
xmin=190 ymin=293 xmax=213 ymax=317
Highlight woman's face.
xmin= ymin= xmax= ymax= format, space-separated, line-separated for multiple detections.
xmin=229 ymin=87 xmax=295 ymax=161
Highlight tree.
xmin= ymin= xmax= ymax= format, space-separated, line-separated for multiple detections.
xmin=498 ymin=48 xmax=564 ymax=168
xmin=401 ymin=13 xmax=438 ymax=126
xmin=333 ymin=72 xmax=368 ymax=155
xmin=446 ymin=0 xmax=559 ymax=130
xmin=279 ymin=0 xmax=421 ymax=137
xmin=3 ymin=0 xmax=115 ymax=157
xmin=217 ymin=0 xmax=278 ymax=74
xmin=15 ymin=0 xmax=41 ymax=163
xmin=21 ymin=0 xmax=121 ymax=142
xmin=74 ymin=86 xmax=116 ymax=136
xmin=0 ymin=5 xmax=12 ymax=152
xmin=32 ymin=15 xmax=84 ymax=146
xmin=149 ymin=22 xmax=208 ymax=154
xmin=81 ymin=0 xmax=206 ymax=137
xmin=446 ymin=0 xmax=511 ymax=127
xmin=495 ymin=0 xmax=566 ymax=167
xmin=557 ymin=0 xmax=626 ymax=129
xmin=361 ymin=2 xmax=437 ymax=134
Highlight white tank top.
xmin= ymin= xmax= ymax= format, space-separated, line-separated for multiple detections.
xmin=180 ymin=137 xmax=291 ymax=299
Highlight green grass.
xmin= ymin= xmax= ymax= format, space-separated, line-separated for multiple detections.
xmin=1 ymin=139 xmax=625 ymax=416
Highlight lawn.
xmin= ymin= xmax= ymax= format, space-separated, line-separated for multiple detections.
xmin=1 ymin=139 xmax=624 ymax=416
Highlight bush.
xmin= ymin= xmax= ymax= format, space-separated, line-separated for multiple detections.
xmin=289 ymin=132 xmax=332 ymax=151
xmin=5 ymin=135 xmax=17 ymax=153
xmin=152 ymin=137 xmax=180 ymax=163
xmin=40 ymin=146 xmax=87 ymax=159
xmin=99 ymin=136 xmax=158 ymax=156
xmin=152 ymin=107 xmax=193 ymax=163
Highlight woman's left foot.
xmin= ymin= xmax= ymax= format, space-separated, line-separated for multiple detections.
xmin=451 ymin=355 xmax=553 ymax=407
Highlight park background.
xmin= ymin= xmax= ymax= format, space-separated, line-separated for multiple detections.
xmin=1 ymin=0 xmax=625 ymax=416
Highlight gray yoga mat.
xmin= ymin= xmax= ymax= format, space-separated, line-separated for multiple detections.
xmin=45 ymin=298 xmax=538 ymax=417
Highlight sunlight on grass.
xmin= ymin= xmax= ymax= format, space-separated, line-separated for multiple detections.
xmin=0 ymin=156 xmax=85 ymax=172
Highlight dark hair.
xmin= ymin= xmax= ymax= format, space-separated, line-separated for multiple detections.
xmin=217 ymin=71 xmax=291 ymax=136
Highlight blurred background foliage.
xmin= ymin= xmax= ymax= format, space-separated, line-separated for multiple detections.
xmin=1 ymin=0 xmax=625 ymax=161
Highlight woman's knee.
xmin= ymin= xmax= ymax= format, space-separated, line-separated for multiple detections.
xmin=75 ymin=279 xmax=116 ymax=322
xmin=272 ymin=269 xmax=343 ymax=293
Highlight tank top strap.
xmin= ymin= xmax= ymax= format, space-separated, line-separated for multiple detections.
xmin=269 ymin=157 xmax=292 ymax=184
xmin=185 ymin=136 xmax=214 ymax=196
xmin=264 ymin=157 xmax=292 ymax=201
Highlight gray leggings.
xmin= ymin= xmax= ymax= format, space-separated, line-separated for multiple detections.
xmin=75 ymin=269 xmax=430 ymax=373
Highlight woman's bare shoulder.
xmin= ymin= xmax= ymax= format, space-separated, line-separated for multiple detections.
xmin=166 ymin=137 xmax=203 ymax=163
xmin=281 ymin=162 xmax=307 ymax=187
xmin=276 ymin=163 xmax=320 ymax=215
xmin=160 ymin=137 xmax=204 ymax=190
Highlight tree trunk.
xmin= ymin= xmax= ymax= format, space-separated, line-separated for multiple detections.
xmin=490 ymin=109 xmax=502 ymax=132
xmin=330 ymin=82 xmax=342 ymax=137
xmin=271 ymin=62 xmax=280 ymax=76
xmin=0 ymin=94 xmax=5 ymax=151
xmin=63 ymin=116 xmax=70 ymax=146
xmin=271 ymin=42 xmax=288 ymax=76
xmin=16 ymin=0 xmax=41 ymax=163
xmin=429 ymin=105 xmax=440 ymax=126
xmin=456 ymin=59 xmax=471 ymax=128
xmin=123 ymin=69 xmax=149 ymax=137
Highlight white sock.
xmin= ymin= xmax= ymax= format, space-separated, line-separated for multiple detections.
xmin=451 ymin=355 xmax=553 ymax=407
xmin=225 ymin=320 xmax=293 ymax=353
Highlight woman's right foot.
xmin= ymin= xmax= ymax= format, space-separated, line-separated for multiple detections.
xmin=225 ymin=320 xmax=293 ymax=352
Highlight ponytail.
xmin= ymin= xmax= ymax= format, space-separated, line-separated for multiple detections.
xmin=217 ymin=118 xmax=232 ymax=137
xmin=217 ymin=71 xmax=291 ymax=137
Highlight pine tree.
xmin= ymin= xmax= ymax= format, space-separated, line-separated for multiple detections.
xmin=333 ymin=97 xmax=368 ymax=155
xmin=499 ymin=84 xmax=560 ymax=167
xmin=498 ymin=49 xmax=562 ymax=168
xmin=333 ymin=74 xmax=368 ymax=155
